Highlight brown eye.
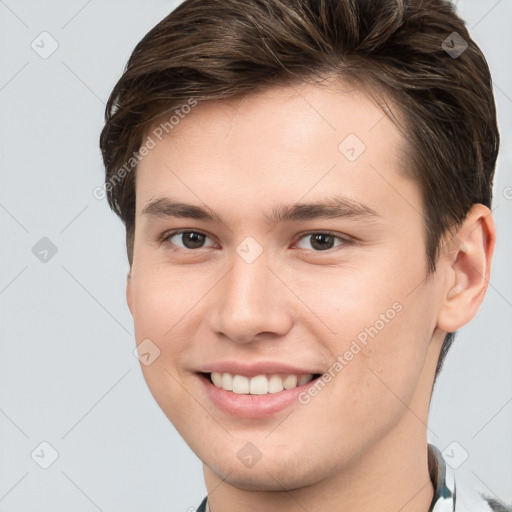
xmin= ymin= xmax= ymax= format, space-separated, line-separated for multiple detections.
xmin=164 ymin=231 xmax=214 ymax=250
xmin=295 ymin=232 xmax=347 ymax=251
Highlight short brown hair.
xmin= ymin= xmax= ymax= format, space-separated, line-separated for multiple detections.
xmin=99 ymin=0 xmax=499 ymax=379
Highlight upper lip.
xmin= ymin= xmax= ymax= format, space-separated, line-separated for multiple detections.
xmin=197 ymin=361 xmax=322 ymax=377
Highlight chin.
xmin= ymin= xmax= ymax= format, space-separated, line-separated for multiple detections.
xmin=205 ymin=453 xmax=327 ymax=492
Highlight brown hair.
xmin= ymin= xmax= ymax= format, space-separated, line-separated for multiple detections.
xmin=99 ymin=0 xmax=499 ymax=379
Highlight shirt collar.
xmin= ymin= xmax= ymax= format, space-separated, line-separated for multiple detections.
xmin=428 ymin=443 xmax=456 ymax=511
xmin=203 ymin=444 xmax=455 ymax=512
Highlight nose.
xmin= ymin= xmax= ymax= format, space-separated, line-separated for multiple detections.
xmin=208 ymin=249 xmax=293 ymax=344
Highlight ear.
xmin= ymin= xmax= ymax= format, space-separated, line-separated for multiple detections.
xmin=437 ymin=203 xmax=496 ymax=333
xmin=126 ymin=265 xmax=133 ymax=316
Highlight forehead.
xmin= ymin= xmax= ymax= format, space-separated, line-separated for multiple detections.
xmin=136 ymin=82 xmax=417 ymax=223
xmin=143 ymin=81 xmax=402 ymax=155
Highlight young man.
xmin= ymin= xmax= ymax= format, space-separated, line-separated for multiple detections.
xmin=99 ymin=0 xmax=509 ymax=510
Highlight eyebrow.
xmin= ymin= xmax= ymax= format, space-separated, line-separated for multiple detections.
xmin=141 ymin=196 xmax=380 ymax=224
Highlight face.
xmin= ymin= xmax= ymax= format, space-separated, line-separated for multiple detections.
xmin=127 ymin=81 xmax=447 ymax=490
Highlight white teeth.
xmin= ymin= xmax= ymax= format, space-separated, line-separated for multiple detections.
xmin=298 ymin=374 xmax=312 ymax=386
xmin=221 ymin=373 xmax=233 ymax=391
xmin=268 ymin=375 xmax=284 ymax=393
xmin=232 ymin=375 xmax=249 ymax=394
xmin=211 ymin=372 xmax=222 ymax=387
xmin=249 ymin=375 xmax=268 ymax=395
xmin=283 ymin=374 xmax=298 ymax=389
xmin=210 ymin=372 xmax=314 ymax=394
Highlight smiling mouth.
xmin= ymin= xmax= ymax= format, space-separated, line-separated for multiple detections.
xmin=203 ymin=372 xmax=322 ymax=395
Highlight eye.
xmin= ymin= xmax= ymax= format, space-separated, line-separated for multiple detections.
xmin=160 ymin=230 xmax=351 ymax=252
xmin=162 ymin=230 xmax=216 ymax=250
xmin=294 ymin=232 xmax=349 ymax=251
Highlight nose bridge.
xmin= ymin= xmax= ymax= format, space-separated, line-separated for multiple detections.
xmin=224 ymin=247 xmax=273 ymax=319
xmin=212 ymin=243 xmax=291 ymax=343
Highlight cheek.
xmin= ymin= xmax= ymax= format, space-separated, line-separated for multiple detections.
xmin=129 ymin=270 xmax=195 ymax=397
xmin=310 ymin=261 xmax=434 ymax=408
xmin=130 ymin=279 xmax=194 ymax=429
xmin=301 ymin=264 xmax=403 ymax=349
xmin=130 ymin=263 xmax=204 ymax=341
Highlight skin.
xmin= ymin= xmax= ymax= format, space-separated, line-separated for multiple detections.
xmin=126 ymin=80 xmax=495 ymax=512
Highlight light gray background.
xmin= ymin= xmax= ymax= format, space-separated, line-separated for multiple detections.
xmin=0 ymin=1 xmax=510 ymax=511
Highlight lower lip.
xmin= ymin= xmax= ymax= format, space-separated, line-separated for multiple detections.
xmin=198 ymin=373 xmax=318 ymax=419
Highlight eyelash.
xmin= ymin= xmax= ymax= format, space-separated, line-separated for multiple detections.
xmin=158 ymin=229 xmax=353 ymax=253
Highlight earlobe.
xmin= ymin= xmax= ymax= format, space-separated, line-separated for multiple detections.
xmin=437 ymin=204 xmax=495 ymax=333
